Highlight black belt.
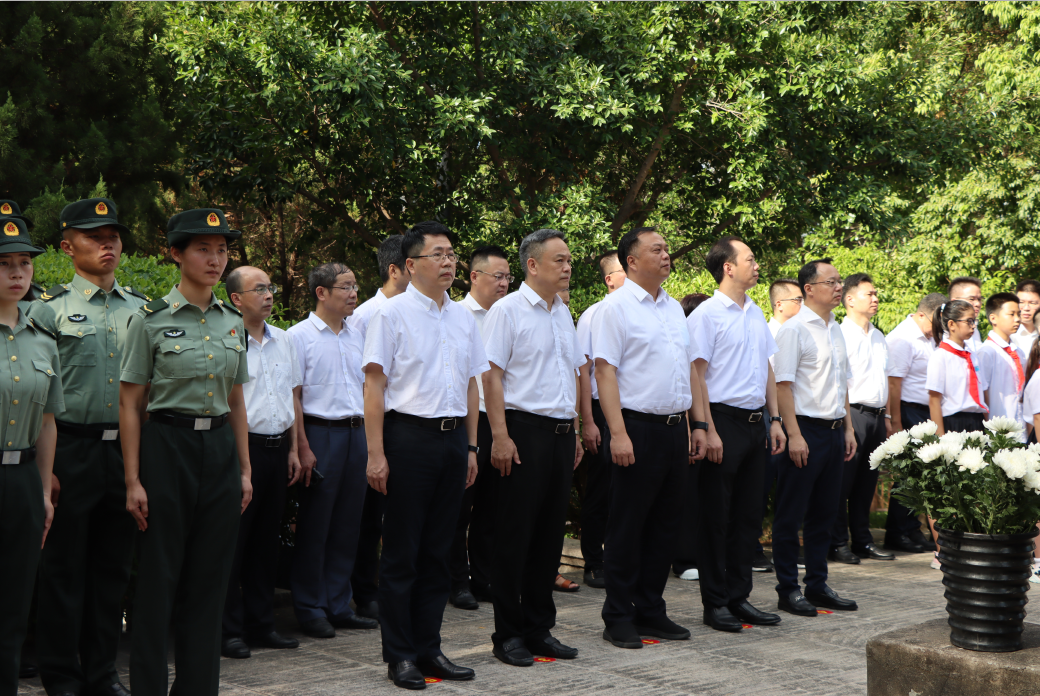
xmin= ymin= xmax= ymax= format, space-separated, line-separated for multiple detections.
xmin=710 ymin=402 xmax=764 ymax=423
xmin=506 ymin=409 xmax=573 ymax=435
xmin=621 ymin=408 xmax=686 ymax=426
xmin=385 ymin=410 xmax=462 ymax=431
xmin=851 ymin=403 xmax=886 ymax=417
xmin=56 ymin=420 xmax=120 ymax=441
xmin=248 ymin=428 xmax=292 ymax=448
xmin=303 ymin=415 xmax=363 ymax=428
xmin=1 ymin=447 xmax=36 ymax=465
xmin=900 ymin=400 xmax=929 ymax=410
xmin=150 ymin=410 xmax=229 ymax=430
xmin=796 ymin=415 xmax=844 ymax=430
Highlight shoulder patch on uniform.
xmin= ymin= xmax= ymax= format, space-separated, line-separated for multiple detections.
xmin=142 ymin=298 xmax=169 ymax=315
xmin=29 ymin=318 xmax=56 ymax=340
xmin=123 ymin=286 xmax=151 ymax=302
xmin=40 ymin=284 xmax=68 ymax=302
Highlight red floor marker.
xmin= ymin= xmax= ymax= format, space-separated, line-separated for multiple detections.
xmin=817 ymin=609 xmax=834 ymax=615
xmin=424 ymin=677 xmax=443 ymax=684
xmin=742 ymin=624 xmax=754 ymax=629
xmin=534 ymin=657 xmax=556 ymax=663
xmin=641 ymin=639 xmax=660 ymax=645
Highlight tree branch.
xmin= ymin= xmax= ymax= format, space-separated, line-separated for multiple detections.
xmin=669 ymin=188 xmax=774 ymax=261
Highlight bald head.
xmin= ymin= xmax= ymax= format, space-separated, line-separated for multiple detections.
xmin=226 ymin=266 xmax=268 ymax=296
xmin=227 ymin=265 xmax=274 ymax=323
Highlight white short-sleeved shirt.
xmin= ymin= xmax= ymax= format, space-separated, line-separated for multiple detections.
xmin=979 ymin=334 xmax=1026 ymax=433
xmin=688 ymin=290 xmax=776 ymax=410
xmin=886 ymin=316 xmax=935 ymax=407
xmin=460 ymin=292 xmax=491 ymax=412
xmin=590 ymin=281 xmax=693 ymax=415
xmin=925 ymin=339 xmax=988 ymax=416
xmin=767 ymin=317 xmax=783 ymax=370
xmin=1011 ymin=324 xmax=1038 ymax=356
xmin=1022 ymin=370 xmax=1040 ymax=426
xmin=287 ymin=312 xmax=365 ymax=419
xmin=346 ymin=287 xmax=388 ymax=337
xmin=482 ymin=282 xmax=584 ymax=419
xmin=362 ymin=283 xmax=489 ymax=418
xmin=841 ymin=317 xmax=889 ymax=409
xmin=773 ymin=307 xmax=851 ymax=420
xmin=244 ymin=322 xmax=302 ymax=435
xmin=577 ymin=301 xmax=603 ymax=400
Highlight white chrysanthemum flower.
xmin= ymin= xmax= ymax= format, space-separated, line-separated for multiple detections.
xmin=994 ymin=450 xmax=1028 ymax=480
xmin=984 ymin=417 xmax=1026 ymax=436
xmin=909 ymin=421 xmax=939 ymax=441
xmin=918 ymin=442 xmax=945 ymax=463
xmin=1029 ymin=442 xmax=1040 ymax=457
xmin=1022 ymin=449 xmax=1040 ymax=473
xmin=1023 ymin=469 xmax=1040 ymax=493
xmin=886 ymin=431 xmax=912 ymax=456
xmin=965 ymin=432 xmax=991 ymax=449
xmin=939 ymin=431 xmax=968 ymax=449
xmin=956 ymin=447 xmax=987 ymax=474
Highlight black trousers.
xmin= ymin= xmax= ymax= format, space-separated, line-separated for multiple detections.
xmin=831 ymin=407 xmax=885 ymax=550
xmin=351 ymin=485 xmax=385 ymax=606
xmin=491 ymin=413 xmax=575 ymax=644
xmin=672 ymin=456 xmax=699 ymax=575
xmin=773 ymin=419 xmax=843 ymax=596
xmin=580 ymin=399 xmax=611 ymax=572
xmin=944 ymin=411 xmax=986 ymax=433
xmin=449 ymin=412 xmax=496 ymax=591
xmin=37 ymin=434 xmax=135 ymax=695
xmin=222 ymin=435 xmax=290 ymax=639
xmin=378 ymin=418 xmax=467 ymax=664
xmin=601 ymin=414 xmax=687 ymax=627
xmin=697 ymin=406 xmax=766 ymax=608
xmin=885 ymin=401 xmax=930 ymax=539
xmin=756 ymin=433 xmax=783 ymax=556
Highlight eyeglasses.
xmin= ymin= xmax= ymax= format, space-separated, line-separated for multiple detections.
xmin=809 ymin=279 xmax=843 ymax=288
xmin=1020 ymin=301 xmax=1040 ymax=308
xmin=411 ymin=252 xmax=458 ymax=264
xmin=475 ymin=270 xmax=514 ymax=283
xmin=953 ymin=318 xmax=978 ymax=327
xmin=778 ymin=297 xmax=804 ymax=305
xmin=239 ymin=284 xmax=279 ymax=296
xmin=327 ymin=284 xmax=360 ymax=293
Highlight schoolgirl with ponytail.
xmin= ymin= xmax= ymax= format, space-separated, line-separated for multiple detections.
xmin=925 ymin=299 xmax=989 ymax=436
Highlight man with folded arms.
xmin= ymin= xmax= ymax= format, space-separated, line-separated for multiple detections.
xmin=364 ymin=221 xmax=487 ymax=689
xmin=591 ymin=227 xmax=708 ymax=649
xmin=481 ymin=229 xmax=585 ymax=666
xmin=689 ymin=236 xmax=786 ymax=633
xmin=221 ymin=266 xmax=303 ymax=658
xmin=773 ymin=258 xmax=858 ymax=617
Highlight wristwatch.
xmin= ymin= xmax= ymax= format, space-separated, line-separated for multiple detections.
xmin=769 ymin=416 xmax=783 ymax=424
xmin=692 ymin=421 xmax=709 ymax=431
xmin=468 ymin=445 xmax=479 ymax=454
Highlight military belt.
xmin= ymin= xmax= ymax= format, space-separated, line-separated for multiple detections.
xmin=1 ymin=447 xmax=36 ymax=465
xmin=150 ymin=410 xmax=229 ymax=431
xmin=56 ymin=420 xmax=120 ymax=441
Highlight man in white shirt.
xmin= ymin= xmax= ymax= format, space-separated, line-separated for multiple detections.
xmin=449 ymin=245 xmax=511 ymax=610
xmin=1012 ymin=279 xmax=1040 ymax=355
xmin=363 ymin=221 xmax=488 ymax=688
xmin=287 ymin=263 xmax=375 ymax=639
xmin=221 ymin=266 xmax=303 ymax=658
xmin=690 ymin=237 xmax=786 ymax=633
xmin=830 ymin=274 xmax=895 ymax=566
xmin=768 ymin=278 xmax=803 ymax=339
xmin=949 ymin=276 xmax=984 ymax=351
xmin=591 ymin=227 xmax=708 ymax=650
xmin=349 ymin=235 xmax=409 ymax=621
xmin=482 ymin=229 xmax=585 ymax=666
xmin=773 ymin=258 xmax=858 ymax=616
xmin=884 ymin=292 xmax=945 ymax=553
xmin=577 ymin=252 xmax=626 ymax=588
xmin=980 ymin=292 xmax=1026 ymax=437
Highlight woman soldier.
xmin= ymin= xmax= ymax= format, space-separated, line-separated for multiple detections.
xmin=0 ymin=218 xmax=63 ymax=695
xmin=119 ymin=209 xmax=253 ymax=696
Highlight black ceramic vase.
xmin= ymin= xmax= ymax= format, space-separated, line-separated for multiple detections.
xmin=937 ymin=525 xmax=1039 ymax=652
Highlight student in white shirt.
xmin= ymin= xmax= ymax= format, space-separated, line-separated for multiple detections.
xmin=830 ymin=274 xmax=894 ymax=566
xmin=949 ymin=276 xmax=984 ymax=352
xmin=926 ymin=300 xmax=989 ymax=435
xmin=979 ymin=293 xmax=1026 ymax=439
xmin=1012 ymin=279 xmax=1040 ymax=355
xmin=222 ymin=267 xmax=303 ymax=658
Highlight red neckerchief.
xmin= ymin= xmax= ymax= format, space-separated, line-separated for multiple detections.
xmin=988 ymin=335 xmax=1025 ymax=392
xmin=939 ymin=341 xmax=988 ymax=412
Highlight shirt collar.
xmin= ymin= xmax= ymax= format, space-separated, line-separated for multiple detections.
xmin=799 ymin=306 xmax=834 ymax=326
xmin=712 ymin=289 xmax=755 ymax=313
xmin=841 ymin=316 xmax=874 ymax=336
xmin=1017 ymin=324 xmax=1038 ymax=337
xmin=406 ymin=282 xmax=449 ymax=314
xmin=307 ymin=311 xmax=349 ymax=334
xmin=247 ymin=322 xmax=274 ymax=346
xmin=519 ymin=282 xmax=560 ymax=311
xmin=167 ymin=285 xmax=224 ymax=315
xmin=461 ymin=292 xmax=488 ymax=314
xmin=623 ymin=280 xmax=670 ymax=306
xmin=942 ymin=337 xmax=973 ymax=353
xmin=70 ymin=273 xmax=126 ymax=301
xmin=987 ymin=332 xmax=1011 ymax=349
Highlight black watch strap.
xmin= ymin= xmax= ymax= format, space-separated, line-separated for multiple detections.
xmin=769 ymin=416 xmax=783 ymax=424
xmin=692 ymin=421 xmax=709 ymax=431
xmin=468 ymin=444 xmax=479 ymax=454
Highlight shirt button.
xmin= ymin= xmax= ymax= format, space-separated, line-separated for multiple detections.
xmin=77 ymin=331 xmax=83 ymax=336
xmin=107 ymin=403 xmax=112 ymax=408
xmin=11 ymin=400 xmax=17 ymax=405
xmin=204 ymin=336 xmax=210 ymax=341
xmin=207 ymin=392 xmax=213 ymax=397
xmin=205 ymin=410 xmax=210 ymax=414
xmin=174 ymin=345 xmax=180 ymax=350
xmin=201 ymin=319 xmax=206 ymax=324
xmin=13 ymin=376 xmax=18 ymax=382
xmin=10 ymin=356 xmax=15 ymax=361
xmin=109 ymin=353 xmax=114 ymax=358
xmin=208 ymin=354 xmax=213 ymax=359
xmin=173 ymin=302 xmax=179 ymax=308
xmin=8 ymin=420 xmax=13 ymax=425
xmin=109 ymin=327 xmax=113 ymax=332
xmin=209 ymin=374 xmax=214 ymax=379
xmin=109 ymin=378 xmax=113 ymax=384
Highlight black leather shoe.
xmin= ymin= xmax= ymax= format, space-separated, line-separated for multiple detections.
xmin=493 ymin=636 xmax=534 ymax=666
xmin=806 ymin=587 xmax=858 ymax=611
xmin=635 ymin=614 xmax=691 ymax=640
xmin=854 ymin=543 xmax=895 ymax=561
xmin=388 ymin=661 xmax=426 ymax=690
xmin=299 ymin=617 xmax=336 ymax=638
xmin=88 ymin=684 xmax=131 ymax=696
xmin=751 ymin=552 xmax=774 ymax=573
xmin=828 ymin=545 xmax=861 ymax=565
xmin=583 ymin=567 xmax=606 ymax=588
xmin=884 ymin=534 xmax=928 ymax=553
xmin=221 ymin=637 xmax=251 ymax=659
xmin=778 ymin=591 xmax=818 ymax=617
xmin=246 ymin=630 xmax=299 ymax=649
xmin=450 ymin=587 xmax=479 ymax=610
xmin=417 ymin=654 xmax=474 ymax=680
xmin=526 ymin=635 xmax=578 ymax=659
xmin=355 ymin=599 xmax=379 ymax=619
xmin=729 ymin=600 xmax=781 ymax=626
xmin=330 ymin=613 xmax=378 ymax=629
xmin=703 ymin=606 xmax=743 ymax=632
xmin=602 ymin=621 xmax=642 ymax=649
xmin=18 ymin=662 xmax=38 ymax=679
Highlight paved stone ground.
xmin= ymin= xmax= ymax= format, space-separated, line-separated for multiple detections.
xmin=17 ymin=544 xmax=980 ymax=696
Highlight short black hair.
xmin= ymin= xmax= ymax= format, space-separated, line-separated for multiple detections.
xmin=470 ymin=245 xmax=508 ymax=271
xmin=680 ymin=293 xmax=710 ymax=317
xmin=1017 ymin=279 xmax=1040 ymax=296
xmin=617 ymin=227 xmax=658 ymax=273
xmin=519 ymin=229 xmax=566 ymax=275
xmin=948 ymin=276 xmax=982 ymax=297
xmin=769 ymin=279 xmax=801 ymax=306
xmin=797 ymin=258 xmax=833 ymax=292
xmin=402 ymin=220 xmax=454 ymax=260
xmin=598 ymin=252 xmax=620 ymax=282
xmin=986 ymin=292 xmax=1020 ymax=319
xmin=307 ymin=262 xmax=351 ymax=302
xmin=377 ymin=235 xmax=406 ymax=284
xmin=841 ymin=273 xmax=874 ymax=307
xmin=917 ymin=292 xmax=946 ymax=315
xmin=705 ymin=236 xmax=744 ymax=284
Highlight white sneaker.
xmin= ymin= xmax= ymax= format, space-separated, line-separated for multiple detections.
xmin=930 ymin=552 xmax=941 ymax=570
xmin=679 ymin=568 xmax=699 ymax=581
xmin=1030 ymin=564 xmax=1040 ymax=584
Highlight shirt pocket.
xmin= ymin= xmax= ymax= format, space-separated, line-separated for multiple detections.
xmin=156 ymin=339 xmax=197 ymax=379
xmin=273 ymin=362 xmax=292 ymax=396
xmin=31 ymin=359 xmax=57 ymax=405
xmin=58 ymin=324 xmax=98 ymax=366
xmin=222 ymin=338 xmax=245 ymax=378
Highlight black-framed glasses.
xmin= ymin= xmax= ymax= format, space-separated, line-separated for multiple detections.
xmin=475 ymin=270 xmax=514 ymax=283
xmin=327 ymin=284 xmax=360 ymax=293
xmin=239 ymin=284 xmax=279 ymax=296
xmin=411 ymin=252 xmax=458 ymax=263
xmin=809 ymin=279 xmax=843 ymax=288
xmin=778 ymin=297 xmax=804 ymax=305
xmin=953 ymin=318 xmax=978 ymax=327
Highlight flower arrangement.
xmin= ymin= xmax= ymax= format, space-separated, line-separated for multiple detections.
xmin=870 ymin=417 xmax=1040 ymax=535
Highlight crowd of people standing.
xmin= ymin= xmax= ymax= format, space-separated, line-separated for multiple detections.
xmin=3 ymin=195 xmax=1040 ymax=695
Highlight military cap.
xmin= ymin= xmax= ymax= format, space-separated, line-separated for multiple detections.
xmin=60 ymin=198 xmax=130 ymax=235
xmin=166 ymin=208 xmax=242 ymax=247
xmin=0 ymin=200 xmax=33 ymax=229
xmin=0 ymin=218 xmax=44 ymax=256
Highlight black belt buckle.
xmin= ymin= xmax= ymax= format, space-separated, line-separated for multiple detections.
xmin=749 ymin=412 xmax=763 ymax=423
xmin=555 ymin=422 xmax=571 ymax=435
xmin=264 ymin=436 xmax=282 ymax=448
xmin=666 ymin=414 xmax=682 ymax=426
xmin=831 ymin=419 xmax=842 ymax=430
xmin=877 ymin=407 xmax=886 ymax=417
xmin=349 ymin=415 xmax=363 ymax=428
xmin=440 ymin=418 xmax=456 ymax=431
